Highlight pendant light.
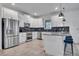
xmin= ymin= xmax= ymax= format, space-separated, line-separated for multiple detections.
xmin=63 ymin=18 xmax=66 ymax=22
xmin=59 ymin=12 xmax=64 ymax=18
xmin=59 ymin=4 xmax=64 ymax=18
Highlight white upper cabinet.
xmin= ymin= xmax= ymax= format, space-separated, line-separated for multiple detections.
xmin=2 ymin=7 xmax=18 ymax=20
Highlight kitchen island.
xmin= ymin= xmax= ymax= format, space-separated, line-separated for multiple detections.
xmin=42 ymin=32 xmax=70 ymax=56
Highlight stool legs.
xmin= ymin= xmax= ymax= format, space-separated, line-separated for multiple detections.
xmin=71 ymin=43 xmax=73 ymax=56
xmin=64 ymin=43 xmax=67 ymax=56
xmin=64 ymin=43 xmax=73 ymax=56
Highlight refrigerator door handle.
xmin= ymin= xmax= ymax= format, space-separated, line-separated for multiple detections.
xmin=6 ymin=28 xmax=8 ymax=35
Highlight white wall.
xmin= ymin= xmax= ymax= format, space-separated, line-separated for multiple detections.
xmin=51 ymin=15 xmax=63 ymax=27
xmin=64 ymin=11 xmax=79 ymax=43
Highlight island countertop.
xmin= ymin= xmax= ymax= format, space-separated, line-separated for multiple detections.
xmin=42 ymin=32 xmax=70 ymax=36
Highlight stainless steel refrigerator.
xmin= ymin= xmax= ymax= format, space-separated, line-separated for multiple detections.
xmin=2 ymin=18 xmax=19 ymax=49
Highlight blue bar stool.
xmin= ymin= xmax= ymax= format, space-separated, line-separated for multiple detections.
xmin=64 ymin=36 xmax=73 ymax=56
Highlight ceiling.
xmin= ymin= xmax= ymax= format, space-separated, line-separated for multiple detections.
xmin=1 ymin=3 xmax=79 ymax=17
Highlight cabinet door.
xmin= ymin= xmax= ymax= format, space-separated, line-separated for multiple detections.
xmin=19 ymin=33 xmax=26 ymax=43
xmin=32 ymin=32 xmax=37 ymax=39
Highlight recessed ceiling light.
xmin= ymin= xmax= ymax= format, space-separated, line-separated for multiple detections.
xmin=11 ymin=3 xmax=15 ymax=6
xmin=27 ymin=15 xmax=31 ymax=18
xmin=55 ymin=7 xmax=58 ymax=10
xmin=58 ymin=12 xmax=64 ymax=18
xmin=34 ymin=12 xmax=38 ymax=15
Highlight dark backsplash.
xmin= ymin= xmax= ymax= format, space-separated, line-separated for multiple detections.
xmin=19 ymin=26 xmax=69 ymax=32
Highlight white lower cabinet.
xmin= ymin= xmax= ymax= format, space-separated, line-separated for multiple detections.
xmin=32 ymin=32 xmax=38 ymax=40
xmin=19 ymin=33 xmax=26 ymax=44
xmin=32 ymin=32 xmax=42 ymax=40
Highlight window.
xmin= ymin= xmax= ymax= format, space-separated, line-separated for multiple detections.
xmin=44 ymin=19 xmax=52 ymax=30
